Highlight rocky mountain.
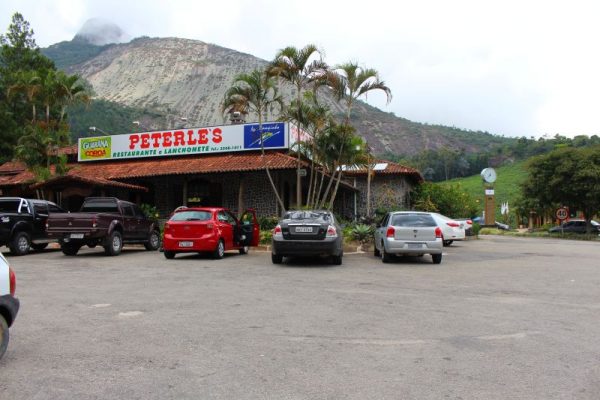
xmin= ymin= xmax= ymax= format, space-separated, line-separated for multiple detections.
xmin=43 ymin=36 xmax=515 ymax=157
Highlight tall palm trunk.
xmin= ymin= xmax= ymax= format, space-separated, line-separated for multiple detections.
xmin=258 ymin=113 xmax=286 ymax=213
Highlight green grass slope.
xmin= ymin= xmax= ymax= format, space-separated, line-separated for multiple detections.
xmin=439 ymin=161 xmax=528 ymax=218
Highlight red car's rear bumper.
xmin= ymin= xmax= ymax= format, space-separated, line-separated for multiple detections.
xmin=162 ymin=233 xmax=218 ymax=252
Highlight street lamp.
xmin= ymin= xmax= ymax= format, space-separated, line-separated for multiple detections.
xmin=88 ymin=126 xmax=107 ymax=135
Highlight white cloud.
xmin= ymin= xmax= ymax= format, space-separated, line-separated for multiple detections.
xmin=2 ymin=0 xmax=600 ymax=138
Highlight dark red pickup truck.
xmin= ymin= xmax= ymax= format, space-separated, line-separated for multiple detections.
xmin=46 ymin=197 xmax=161 ymax=256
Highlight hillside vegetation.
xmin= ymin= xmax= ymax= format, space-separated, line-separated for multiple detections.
xmin=439 ymin=162 xmax=528 ymax=218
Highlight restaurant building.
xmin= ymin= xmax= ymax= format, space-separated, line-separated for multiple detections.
xmin=0 ymin=122 xmax=422 ymax=219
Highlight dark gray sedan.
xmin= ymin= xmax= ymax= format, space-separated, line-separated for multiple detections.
xmin=271 ymin=210 xmax=344 ymax=265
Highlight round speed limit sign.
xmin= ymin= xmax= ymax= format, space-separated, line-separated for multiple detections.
xmin=556 ymin=207 xmax=568 ymax=220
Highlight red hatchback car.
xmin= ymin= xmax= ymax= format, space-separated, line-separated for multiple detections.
xmin=162 ymin=207 xmax=260 ymax=259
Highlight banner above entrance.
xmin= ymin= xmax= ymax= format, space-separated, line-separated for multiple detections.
xmin=78 ymin=122 xmax=293 ymax=162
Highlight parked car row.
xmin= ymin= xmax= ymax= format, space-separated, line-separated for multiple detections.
xmin=1 ymin=196 xmax=473 ymax=267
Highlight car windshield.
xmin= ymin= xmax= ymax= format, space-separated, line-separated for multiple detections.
xmin=391 ymin=213 xmax=437 ymax=227
xmin=0 ymin=200 xmax=20 ymax=212
xmin=171 ymin=210 xmax=212 ymax=221
xmin=284 ymin=211 xmax=331 ymax=221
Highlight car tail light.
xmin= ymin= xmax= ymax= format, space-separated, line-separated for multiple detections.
xmin=466 ymin=219 xmax=473 ymax=225
xmin=273 ymin=225 xmax=283 ymax=239
xmin=386 ymin=226 xmax=395 ymax=238
xmin=92 ymin=217 xmax=97 ymax=228
xmin=9 ymin=266 xmax=16 ymax=296
xmin=447 ymin=222 xmax=460 ymax=228
xmin=326 ymin=225 xmax=338 ymax=238
xmin=435 ymin=227 xmax=443 ymax=238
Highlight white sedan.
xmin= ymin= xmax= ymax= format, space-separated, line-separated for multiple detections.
xmin=0 ymin=252 xmax=19 ymax=360
xmin=431 ymin=213 xmax=466 ymax=247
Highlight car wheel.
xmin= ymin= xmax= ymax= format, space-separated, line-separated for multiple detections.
xmin=0 ymin=314 xmax=8 ymax=360
xmin=164 ymin=250 xmax=175 ymax=259
xmin=239 ymin=245 xmax=249 ymax=255
xmin=104 ymin=231 xmax=123 ymax=256
xmin=271 ymin=253 xmax=283 ymax=264
xmin=31 ymin=243 xmax=48 ymax=251
xmin=374 ymin=244 xmax=380 ymax=257
xmin=443 ymin=240 xmax=453 ymax=247
xmin=331 ymin=254 xmax=343 ymax=265
xmin=144 ymin=230 xmax=160 ymax=251
xmin=381 ymin=242 xmax=392 ymax=263
xmin=10 ymin=231 xmax=31 ymax=256
xmin=212 ymin=239 xmax=225 ymax=259
xmin=61 ymin=243 xmax=81 ymax=256
xmin=432 ymin=253 xmax=442 ymax=264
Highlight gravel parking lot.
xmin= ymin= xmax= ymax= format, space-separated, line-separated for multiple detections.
xmin=1 ymin=236 xmax=600 ymax=400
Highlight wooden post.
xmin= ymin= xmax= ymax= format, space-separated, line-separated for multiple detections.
xmin=182 ymin=179 xmax=188 ymax=206
xmin=237 ymin=176 xmax=244 ymax=216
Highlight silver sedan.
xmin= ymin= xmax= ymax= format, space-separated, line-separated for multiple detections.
xmin=374 ymin=211 xmax=443 ymax=264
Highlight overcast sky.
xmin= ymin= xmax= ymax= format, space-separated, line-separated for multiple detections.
xmin=2 ymin=0 xmax=600 ymax=138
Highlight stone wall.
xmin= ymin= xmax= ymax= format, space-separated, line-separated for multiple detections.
xmin=353 ymin=175 xmax=415 ymax=218
xmin=125 ymin=170 xmax=296 ymax=219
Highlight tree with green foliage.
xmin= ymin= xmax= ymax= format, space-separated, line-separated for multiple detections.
xmin=222 ymin=68 xmax=285 ymax=211
xmin=412 ymin=182 xmax=479 ymax=218
xmin=1 ymin=12 xmax=90 ymax=179
xmin=268 ymin=44 xmax=328 ymax=208
xmin=0 ymin=13 xmax=54 ymax=161
xmin=325 ymin=62 xmax=391 ymax=209
xmin=521 ymin=146 xmax=600 ymax=233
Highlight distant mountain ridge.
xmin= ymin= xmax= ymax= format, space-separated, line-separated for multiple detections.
xmin=42 ymin=35 xmax=516 ymax=157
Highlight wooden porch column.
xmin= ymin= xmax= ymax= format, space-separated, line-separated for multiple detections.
xmin=182 ymin=179 xmax=188 ymax=206
xmin=237 ymin=175 xmax=245 ymax=216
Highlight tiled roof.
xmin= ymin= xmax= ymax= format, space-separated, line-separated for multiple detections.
xmin=30 ymin=175 xmax=148 ymax=191
xmin=343 ymin=160 xmax=423 ymax=182
xmin=68 ymin=151 xmax=303 ymax=179
xmin=0 ymin=161 xmax=27 ymax=174
xmin=0 ymin=169 xmax=35 ymax=186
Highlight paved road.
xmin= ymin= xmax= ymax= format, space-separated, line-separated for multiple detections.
xmin=1 ymin=236 xmax=599 ymax=399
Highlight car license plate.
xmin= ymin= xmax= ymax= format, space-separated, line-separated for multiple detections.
xmin=70 ymin=233 xmax=84 ymax=239
xmin=408 ymin=243 xmax=423 ymax=249
xmin=295 ymin=227 xmax=313 ymax=233
xmin=179 ymin=241 xmax=193 ymax=247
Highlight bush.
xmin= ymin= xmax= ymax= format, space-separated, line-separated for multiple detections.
xmin=350 ymin=224 xmax=374 ymax=245
xmin=471 ymin=222 xmax=481 ymax=236
xmin=140 ymin=203 xmax=160 ymax=220
xmin=260 ymin=230 xmax=273 ymax=245
xmin=258 ymin=216 xmax=279 ymax=231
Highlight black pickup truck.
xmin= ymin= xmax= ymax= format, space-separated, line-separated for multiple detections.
xmin=0 ymin=197 xmax=66 ymax=255
xmin=46 ymin=197 xmax=161 ymax=256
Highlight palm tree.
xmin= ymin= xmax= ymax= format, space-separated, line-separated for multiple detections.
xmin=325 ymin=62 xmax=392 ymax=209
xmin=53 ymin=71 xmax=90 ymax=124
xmin=7 ymin=70 xmax=41 ymax=122
xmin=268 ymin=44 xmax=328 ymax=208
xmin=278 ymin=91 xmax=333 ymax=208
xmin=222 ymin=68 xmax=286 ymax=212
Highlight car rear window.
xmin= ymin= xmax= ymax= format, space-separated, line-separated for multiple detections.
xmin=171 ymin=211 xmax=212 ymax=221
xmin=80 ymin=200 xmax=120 ymax=213
xmin=0 ymin=200 xmax=20 ymax=212
xmin=391 ymin=214 xmax=437 ymax=227
xmin=284 ymin=211 xmax=332 ymax=221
